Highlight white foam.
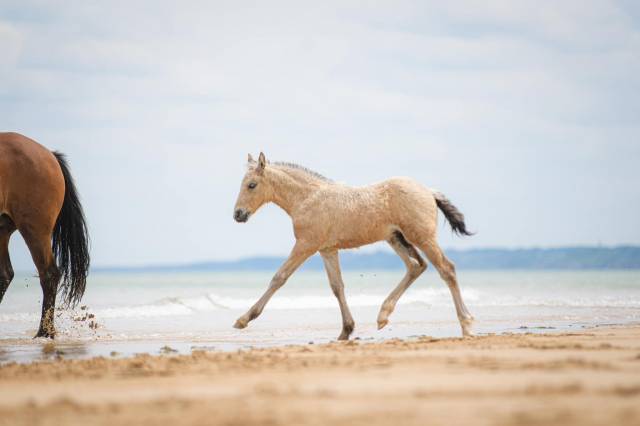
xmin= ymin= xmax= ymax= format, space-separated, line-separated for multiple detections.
xmin=2 ymin=286 xmax=640 ymax=323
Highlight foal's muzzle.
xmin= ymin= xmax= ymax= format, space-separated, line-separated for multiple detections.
xmin=234 ymin=208 xmax=250 ymax=223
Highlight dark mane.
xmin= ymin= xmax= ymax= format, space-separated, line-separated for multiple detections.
xmin=272 ymin=161 xmax=332 ymax=182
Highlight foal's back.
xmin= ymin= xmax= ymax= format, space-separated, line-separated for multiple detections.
xmin=297 ymin=177 xmax=438 ymax=250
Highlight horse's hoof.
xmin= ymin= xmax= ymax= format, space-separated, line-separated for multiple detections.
xmin=461 ymin=323 xmax=474 ymax=337
xmin=233 ymin=319 xmax=248 ymax=329
xmin=377 ymin=319 xmax=389 ymax=330
xmin=34 ymin=329 xmax=55 ymax=339
xmin=460 ymin=317 xmax=474 ymax=337
xmin=337 ymin=333 xmax=349 ymax=341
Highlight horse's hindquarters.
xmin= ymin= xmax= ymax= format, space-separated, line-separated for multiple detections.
xmin=0 ymin=133 xmax=65 ymax=232
xmin=0 ymin=132 xmax=70 ymax=338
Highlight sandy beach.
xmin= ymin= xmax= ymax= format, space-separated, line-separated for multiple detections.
xmin=1 ymin=325 xmax=639 ymax=426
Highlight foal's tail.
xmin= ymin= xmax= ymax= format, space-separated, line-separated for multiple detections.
xmin=433 ymin=191 xmax=474 ymax=237
xmin=52 ymin=152 xmax=90 ymax=307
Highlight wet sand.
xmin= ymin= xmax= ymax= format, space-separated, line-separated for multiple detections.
xmin=1 ymin=325 xmax=639 ymax=426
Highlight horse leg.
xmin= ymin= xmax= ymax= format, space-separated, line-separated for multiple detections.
xmin=377 ymin=231 xmax=427 ymax=330
xmin=234 ymin=241 xmax=316 ymax=329
xmin=21 ymin=227 xmax=61 ymax=338
xmin=0 ymin=215 xmax=16 ymax=303
xmin=420 ymin=240 xmax=474 ymax=337
xmin=320 ymin=250 xmax=355 ymax=341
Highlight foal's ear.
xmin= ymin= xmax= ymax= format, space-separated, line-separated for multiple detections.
xmin=257 ymin=152 xmax=266 ymax=172
xmin=247 ymin=153 xmax=255 ymax=163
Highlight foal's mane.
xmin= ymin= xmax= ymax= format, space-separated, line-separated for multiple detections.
xmin=271 ymin=161 xmax=333 ymax=182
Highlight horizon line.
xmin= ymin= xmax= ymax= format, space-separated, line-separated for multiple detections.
xmin=88 ymin=244 xmax=640 ymax=272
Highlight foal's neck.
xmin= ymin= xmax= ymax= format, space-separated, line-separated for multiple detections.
xmin=266 ymin=167 xmax=325 ymax=216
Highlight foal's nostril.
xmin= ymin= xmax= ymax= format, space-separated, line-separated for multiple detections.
xmin=234 ymin=209 xmax=248 ymax=222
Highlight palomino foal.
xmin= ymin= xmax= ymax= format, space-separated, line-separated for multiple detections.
xmin=233 ymin=152 xmax=474 ymax=339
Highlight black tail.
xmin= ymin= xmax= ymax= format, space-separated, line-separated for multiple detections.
xmin=434 ymin=191 xmax=474 ymax=237
xmin=52 ymin=152 xmax=90 ymax=307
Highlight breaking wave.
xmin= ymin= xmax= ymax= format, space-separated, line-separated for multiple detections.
xmin=2 ymin=287 xmax=640 ymax=323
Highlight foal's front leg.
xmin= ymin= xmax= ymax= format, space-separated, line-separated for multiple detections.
xmin=234 ymin=241 xmax=315 ymax=329
xmin=320 ymin=250 xmax=355 ymax=341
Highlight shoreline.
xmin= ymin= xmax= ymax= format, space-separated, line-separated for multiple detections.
xmin=2 ymin=319 xmax=636 ymax=365
xmin=1 ymin=324 xmax=639 ymax=425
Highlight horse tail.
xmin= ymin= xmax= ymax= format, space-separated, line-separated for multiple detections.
xmin=52 ymin=152 xmax=90 ymax=307
xmin=433 ymin=191 xmax=474 ymax=237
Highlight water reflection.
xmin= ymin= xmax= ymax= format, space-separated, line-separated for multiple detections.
xmin=0 ymin=340 xmax=90 ymax=364
xmin=0 ymin=339 xmax=198 ymax=364
xmin=39 ymin=341 xmax=89 ymax=361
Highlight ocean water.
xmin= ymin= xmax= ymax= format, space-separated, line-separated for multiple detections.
xmin=1 ymin=269 xmax=639 ymax=363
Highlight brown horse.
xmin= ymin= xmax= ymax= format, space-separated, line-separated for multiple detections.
xmin=0 ymin=132 xmax=90 ymax=338
xmin=233 ymin=153 xmax=474 ymax=340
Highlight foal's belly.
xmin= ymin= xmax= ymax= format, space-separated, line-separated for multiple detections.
xmin=321 ymin=217 xmax=393 ymax=250
xmin=304 ymin=187 xmax=394 ymax=250
xmin=333 ymin=235 xmax=383 ymax=250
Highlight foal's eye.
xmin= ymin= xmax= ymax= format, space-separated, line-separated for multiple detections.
xmin=248 ymin=182 xmax=257 ymax=190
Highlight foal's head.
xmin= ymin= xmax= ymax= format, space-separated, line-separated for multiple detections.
xmin=233 ymin=152 xmax=271 ymax=223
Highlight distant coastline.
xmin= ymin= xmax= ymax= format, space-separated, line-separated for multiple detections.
xmin=94 ymin=246 xmax=640 ymax=272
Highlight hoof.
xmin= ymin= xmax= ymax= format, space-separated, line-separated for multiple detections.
xmin=377 ymin=318 xmax=389 ymax=330
xmin=34 ymin=329 xmax=55 ymax=339
xmin=233 ymin=319 xmax=248 ymax=329
xmin=377 ymin=304 xmax=393 ymax=330
xmin=460 ymin=317 xmax=474 ymax=337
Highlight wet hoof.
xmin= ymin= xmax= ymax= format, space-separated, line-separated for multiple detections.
xmin=377 ymin=304 xmax=393 ymax=330
xmin=34 ymin=328 xmax=55 ymax=339
xmin=233 ymin=318 xmax=248 ymax=329
xmin=337 ymin=322 xmax=354 ymax=341
xmin=377 ymin=318 xmax=389 ymax=330
xmin=337 ymin=329 xmax=353 ymax=341
xmin=460 ymin=317 xmax=474 ymax=337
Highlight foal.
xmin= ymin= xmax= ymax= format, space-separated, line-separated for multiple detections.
xmin=233 ymin=153 xmax=474 ymax=339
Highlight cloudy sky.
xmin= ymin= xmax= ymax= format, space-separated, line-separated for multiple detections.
xmin=1 ymin=1 xmax=639 ymax=269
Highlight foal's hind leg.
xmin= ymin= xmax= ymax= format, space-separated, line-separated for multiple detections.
xmin=420 ymin=241 xmax=474 ymax=337
xmin=21 ymin=227 xmax=61 ymax=338
xmin=0 ymin=215 xmax=17 ymax=302
xmin=377 ymin=231 xmax=427 ymax=330
xmin=320 ymin=250 xmax=355 ymax=340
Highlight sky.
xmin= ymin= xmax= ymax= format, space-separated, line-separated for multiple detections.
xmin=1 ymin=1 xmax=639 ymax=270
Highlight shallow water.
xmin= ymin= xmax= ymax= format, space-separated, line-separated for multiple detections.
xmin=1 ymin=269 xmax=639 ymax=363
